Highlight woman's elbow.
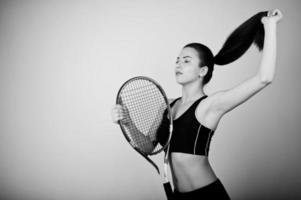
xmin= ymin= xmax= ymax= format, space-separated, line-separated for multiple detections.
xmin=258 ymin=74 xmax=274 ymax=85
xmin=261 ymin=77 xmax=273 ymax=85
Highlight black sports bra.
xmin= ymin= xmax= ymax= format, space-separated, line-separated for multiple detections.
xmin=157 ymin=95 xmax=214 ymax=156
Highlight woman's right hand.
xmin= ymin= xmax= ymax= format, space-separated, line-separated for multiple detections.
xmin=111 ymin=104 xmax=130 ymax=125
xmin=111 ymin=104 xmax=123 ymax=124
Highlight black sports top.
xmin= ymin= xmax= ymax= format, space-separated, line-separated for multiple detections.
xmin=157 ymin=95 xmax=214 ymax=156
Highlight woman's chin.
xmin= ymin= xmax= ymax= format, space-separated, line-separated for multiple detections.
xmin=175 ymin=78 xmax=186 ymax=85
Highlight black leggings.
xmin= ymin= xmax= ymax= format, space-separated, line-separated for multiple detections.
xmin=172 ymin=179 xmax=231 ymax=200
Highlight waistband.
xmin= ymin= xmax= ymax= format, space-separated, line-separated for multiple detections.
xmin=173 ymin=179 xmax=227 ymax=199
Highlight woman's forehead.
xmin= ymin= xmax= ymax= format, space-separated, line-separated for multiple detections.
xmin=179 ymin=47 xmax=199 ymax=58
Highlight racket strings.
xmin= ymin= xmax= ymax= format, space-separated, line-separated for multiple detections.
xmin=119 ymin=79 xmax=169 ymax=154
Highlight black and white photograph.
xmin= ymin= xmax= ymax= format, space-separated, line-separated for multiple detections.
xmin=0 ymin=0 xmax=300 ymax=199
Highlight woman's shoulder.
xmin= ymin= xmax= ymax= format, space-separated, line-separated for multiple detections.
xmin=200 ymin=92 xmax=222 ymax=107
xmin=168 ymin=98 xmax=175 ymax=103
xmin=196 ymin=91 xmax=226 ymax=118
xmin=195 ymin=93 xmax=224 ymax=130
xmin=168 ymin=97 xmax=181 ymax=105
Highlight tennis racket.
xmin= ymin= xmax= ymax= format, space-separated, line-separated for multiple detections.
xmin=116 ymin=76 xmax=173 ymax=200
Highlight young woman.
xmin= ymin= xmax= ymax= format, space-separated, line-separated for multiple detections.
xmin=112 ymin=9 xmax=283 ymax=200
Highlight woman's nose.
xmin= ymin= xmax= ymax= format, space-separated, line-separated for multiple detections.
xmin=176 ymin=61 xmax=182 ymax=68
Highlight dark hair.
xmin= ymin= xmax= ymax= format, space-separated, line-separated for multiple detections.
xmin=184 ymin=11 xmax=268 ymax=85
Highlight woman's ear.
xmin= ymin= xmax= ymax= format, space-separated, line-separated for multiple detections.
xmin=199 ymin=66 xmax=208 ymax=77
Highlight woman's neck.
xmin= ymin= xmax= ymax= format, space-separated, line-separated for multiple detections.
xmin=181 ymin=83 xmax=205 ymax=103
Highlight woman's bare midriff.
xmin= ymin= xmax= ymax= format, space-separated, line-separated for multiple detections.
xmin=170 ymin=152 xmax=218 ymax=192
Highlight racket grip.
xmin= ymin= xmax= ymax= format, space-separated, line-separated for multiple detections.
xmin=163 ymin=182 xmax=173 ymax=200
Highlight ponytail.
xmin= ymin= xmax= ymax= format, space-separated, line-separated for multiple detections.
xmin=184 ymin=11 xmax=268 ymax=85
xmin=214 ymin=11 xmax=268 ymax=65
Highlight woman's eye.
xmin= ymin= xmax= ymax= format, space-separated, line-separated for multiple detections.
xmin=175 ymin=60 xmax=190 ymax=64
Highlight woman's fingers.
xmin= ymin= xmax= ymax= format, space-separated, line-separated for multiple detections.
xmin=272 ymin=9 xmax=283 ymax=21
xmin=111 ymin=104 xmax=124 ymax=123
xmin=262 ymin=9 xmax=283 ymax=24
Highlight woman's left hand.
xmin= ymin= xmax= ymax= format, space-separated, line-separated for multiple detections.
xmin=261 ymin=9 xmax=283 ymax=25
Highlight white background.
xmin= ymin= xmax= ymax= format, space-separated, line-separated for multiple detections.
xmin=0 ymin=0 xmax=300 ymax=199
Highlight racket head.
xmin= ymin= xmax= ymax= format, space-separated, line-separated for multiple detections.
xmin=116 ymin=76 xmax=173 ymax=156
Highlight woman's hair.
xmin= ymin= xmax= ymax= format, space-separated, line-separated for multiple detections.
xmin=184 ymin=11 xmax=268 ymax=85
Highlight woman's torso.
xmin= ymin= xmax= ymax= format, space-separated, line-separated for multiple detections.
xmin=166 ymin=95 xmax=223 ymax=192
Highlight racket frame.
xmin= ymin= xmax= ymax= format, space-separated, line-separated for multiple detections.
xmin=116 ymin=76 xmax=173 ymax=155
xmin=116 ymin=76 xmax=174 ymax=199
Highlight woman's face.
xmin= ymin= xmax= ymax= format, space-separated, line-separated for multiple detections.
xmin=175 ymin=47 xmax=203 ymax=85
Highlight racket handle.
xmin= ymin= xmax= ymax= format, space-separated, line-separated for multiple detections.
xmin=163 ymin=182 xmax=173 ymax=200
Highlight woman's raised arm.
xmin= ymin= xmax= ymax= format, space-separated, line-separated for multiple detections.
xmin=209 ymin=9 xmax=283 ymax=114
